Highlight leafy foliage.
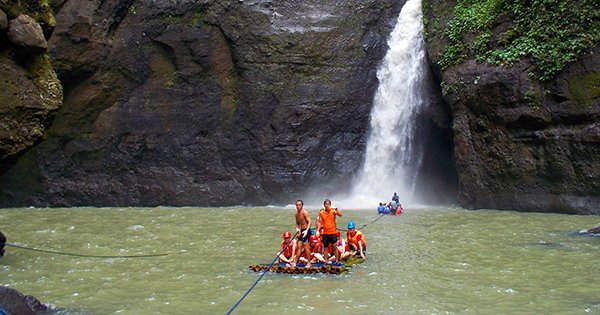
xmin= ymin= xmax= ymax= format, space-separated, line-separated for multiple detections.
xmin=437 ymin=0 xmax=600 ymax=80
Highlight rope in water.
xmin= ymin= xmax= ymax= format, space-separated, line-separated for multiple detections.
xmin=5 ymin=243 xmax=168 ymax=258
xmin=225 ymin=212 xmax=389 ymax=314
xmin=225 ymin=232 xmax=298 ymax=315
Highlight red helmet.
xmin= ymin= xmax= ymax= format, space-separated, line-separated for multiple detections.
xmin=282 ymin=231 xmax=291 ymax=238
xmin=309 ymin=235 xmax=318 ymax=242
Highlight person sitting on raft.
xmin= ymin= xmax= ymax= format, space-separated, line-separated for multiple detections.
xmin=396 ymin=202 xmax=403 ymax=215
xmin=391 ymin=192 xmax=403 ymax=215
xmin=299 ymin=235 xmax=326 ymax=266
xmin=377 ymin=202 xmax=388 ymax=214
xmin=278 ymin=231 xmax=297 ymax=265
xmin=346 ymin=221 xmax=366 ymax=259
xmin=334 ymin=230 xmax=351 ymax=262
xmin=392 ymin=192 xmax=400 ymax=204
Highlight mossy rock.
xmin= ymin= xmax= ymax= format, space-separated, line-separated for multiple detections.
xmin=568 ymin=72 xmax=600 ymax=107
xmin=0 ymin=0 xmax=56 ymax=38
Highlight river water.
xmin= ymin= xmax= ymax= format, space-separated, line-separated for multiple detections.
xmin=1 ymin=206 xmax=600 ymax=314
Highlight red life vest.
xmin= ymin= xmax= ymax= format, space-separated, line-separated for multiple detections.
xmin=309 ymin=241 xmax=324 ymax=258
xmin=281 ymin=240 xmax=295 ymax=258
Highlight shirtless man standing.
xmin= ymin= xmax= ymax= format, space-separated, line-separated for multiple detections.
xmin=292 ymin=199 xmax=312 ymax=267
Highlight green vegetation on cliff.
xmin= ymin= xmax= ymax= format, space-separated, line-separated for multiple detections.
xmin=0 ymin=0 xmax=56 ymax=30
xmin=424 ymin=0 xmax=599 ymax=80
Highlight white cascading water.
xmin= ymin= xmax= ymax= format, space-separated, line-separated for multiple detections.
xmin=342 ymin=0 xmax=428 ymax=209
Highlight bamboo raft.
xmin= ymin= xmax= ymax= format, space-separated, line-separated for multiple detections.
xmin=249 ymin=257 xmax=365 ymax=275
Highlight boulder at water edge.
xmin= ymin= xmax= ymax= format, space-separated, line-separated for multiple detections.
xmin=0 ymin=230 xmax=5 ymax=256
xmin=0 ymin=286 xmax=50 ymax=315
xmin=585 ymin=225 xmax=600 ymax=235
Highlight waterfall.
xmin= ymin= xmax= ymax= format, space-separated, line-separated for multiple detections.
xmin=346 ymin=0 xmax=428 ymax=208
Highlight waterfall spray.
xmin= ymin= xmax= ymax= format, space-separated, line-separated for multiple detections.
xmin=346 ymin=0 xmax=428 ymax=208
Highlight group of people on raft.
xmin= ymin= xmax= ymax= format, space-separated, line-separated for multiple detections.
xmin=278 ymin=199 xmax=366 ymax=267
xmin=377 ymin=192 xmax=403 ymax=215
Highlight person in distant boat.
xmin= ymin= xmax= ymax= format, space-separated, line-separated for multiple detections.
xmin=292 ymin=199 xmax=311 ymax=267
xmin=389 ymin=200 xmax=398 ymax=213
xmin=278 ymin=231 xmax=297 ymax=265
xmin=392 ymin=192 xmax=403 ymax=215
xmin=377 ymin=202 xmax=387 ymax=214
xmin=0 ymin=230 xmax=5 ymax=257
xmin=396 ymin=202 xmax=403 ymax=215
xmin=316 ymin=199 xmax=342 ymax=263
xmin=392 ymin=192 xmax=400 ymax=205
xmin=346 ymin=221 xmax=366 ymax=259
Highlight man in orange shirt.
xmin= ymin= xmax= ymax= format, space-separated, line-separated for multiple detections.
xmin=316 ymin=198 xmax=342 ymax=263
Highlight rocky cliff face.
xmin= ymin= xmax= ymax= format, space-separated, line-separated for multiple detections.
xmin=2 ymin=0 xmax=436 ymax=207
xmin=3 ymin=0 xmax=596 ymax=213
xmin=0 ymin=1 xmax=62 ymax=174
xmin=423 ymin=0 xmax=600 ymax=214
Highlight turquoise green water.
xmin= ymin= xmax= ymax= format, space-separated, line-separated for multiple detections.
xmin=1 ymin=206 xmax=600 ymax=314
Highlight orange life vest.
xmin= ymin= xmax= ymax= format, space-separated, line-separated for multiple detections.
xmin=347 ymin=230 xmax=366 ymax=247
xmin=319 ymin=209 xmax=337 ymax=234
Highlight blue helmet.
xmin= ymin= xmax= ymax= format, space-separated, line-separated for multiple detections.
xmin=347 ymin=221 xmax=355 ymax=229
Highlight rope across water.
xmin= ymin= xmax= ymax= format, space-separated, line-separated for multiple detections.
xmin=5 ymin=243 xmax=168 ymax=258
xmin=339 ymin=213 xmax=386 ymax=232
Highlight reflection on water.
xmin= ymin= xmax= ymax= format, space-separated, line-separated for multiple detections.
xmin=1 ymin=207 xmax=600 ymax=314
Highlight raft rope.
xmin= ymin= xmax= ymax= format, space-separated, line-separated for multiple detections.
xmin=338 ymin=213 xmax=386 ymax=232
xmin=226 ymin=212 xmax=389 ymax=314
xmin=225 ymin=232 xmax=298 ymax=315
xmin=5 ymin=243 xmax=168 ymax=258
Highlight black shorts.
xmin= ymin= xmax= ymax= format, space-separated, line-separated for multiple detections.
xmin=322 ymin=234 xmax=337 ymax=248
xmin=298 ymin=229 xmax=310 ymax=243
